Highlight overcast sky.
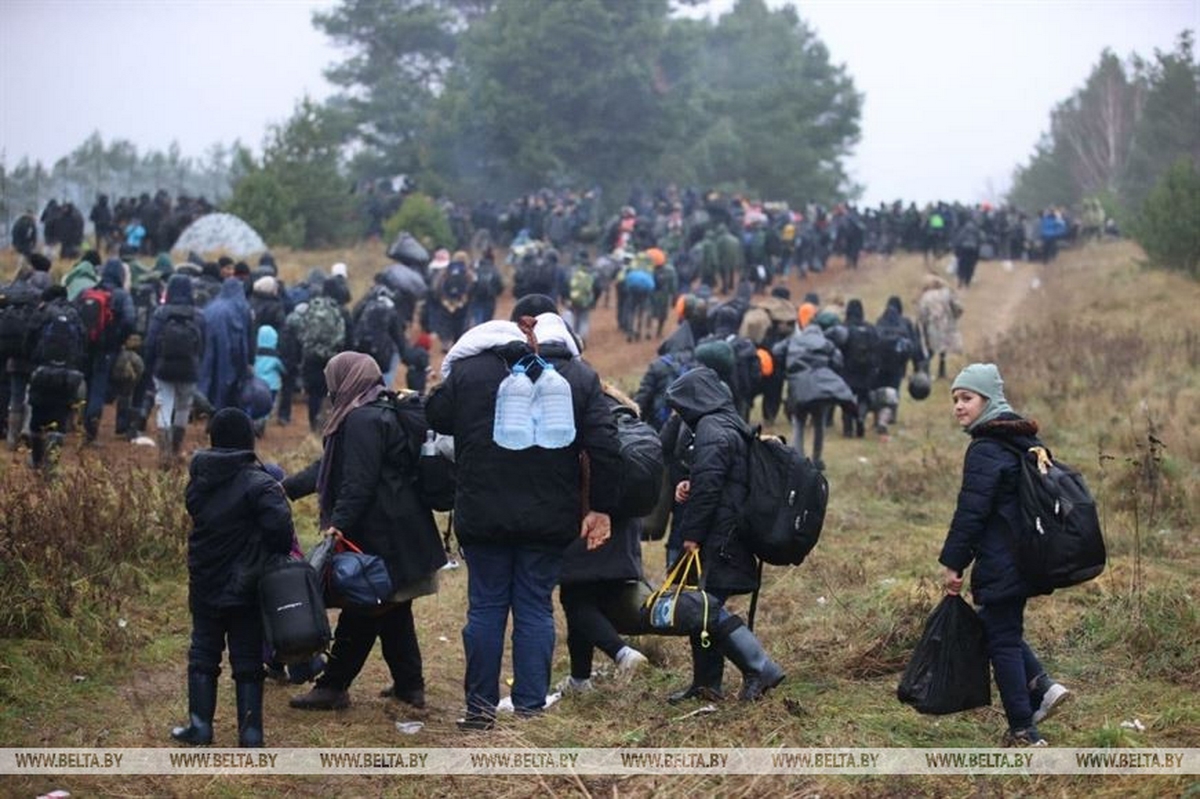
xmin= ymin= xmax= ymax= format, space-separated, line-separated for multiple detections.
xmin=1 ymin=0 xmax=1196 ymax=205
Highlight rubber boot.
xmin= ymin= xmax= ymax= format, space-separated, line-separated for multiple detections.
xmin=172 ymin=426 xmax=187 ymax=463
xmin=83 ymin=415 xmax=100 ymax=447
xmin=43 ymin=432 xmax=64 ymax=478
xmin=235 ymin=680 xmax=264 ymax=748
xmin=170 ymin=671 xmax=217 ymax=745
xmin=28 ymin=432 xmax=45 ymax=470
xmin=6 ymin=409 xmax=23 ymax=451
xmin=667 ymin=633 xmax=725 ymax=704
xmin=156 ymin=428 xmax=173 ymax=470
xmin=715 ymin=616 xmax=786 ymax=701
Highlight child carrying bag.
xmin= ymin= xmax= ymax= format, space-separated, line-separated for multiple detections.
xmin=897 ymin=594 xmax=991 ymax=715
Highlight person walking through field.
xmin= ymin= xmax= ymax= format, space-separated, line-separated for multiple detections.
xmin=939 ymin=363 xmax=1071 ymax=747
xmin=916 ymin=274 xmax=964 ymax=380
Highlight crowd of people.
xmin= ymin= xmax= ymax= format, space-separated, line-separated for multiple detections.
xmin=9 ymin=191 xmax=217 ymax=263
xmin=2 ymin=185 xmax=1083 ymax=751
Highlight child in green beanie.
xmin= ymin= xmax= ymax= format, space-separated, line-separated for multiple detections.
xmin=938 ymin=363 xmax=1071 ymax=746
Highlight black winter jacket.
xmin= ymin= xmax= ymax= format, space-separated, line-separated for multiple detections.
xmin=284 ymin=402 xmax=446 ymax=591
xmin=665 ymin=367 xmax=758 ymax=594
xmin=425 ymin=341 xmax=622 ymax=550
xmin=939 ymin=414 xmax=1041 ymax=604
xmin=185 ymin=449 xmax=294 ymax=613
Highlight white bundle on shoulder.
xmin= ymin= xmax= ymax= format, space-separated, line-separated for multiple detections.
xmin=440 ymin=313 xmax=580 ymax=378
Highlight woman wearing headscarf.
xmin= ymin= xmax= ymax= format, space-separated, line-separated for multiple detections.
xmin=285 ymin=351 xmax=446 ymax=711
xmin=939 ymin=363 xmax=1071 ymax=746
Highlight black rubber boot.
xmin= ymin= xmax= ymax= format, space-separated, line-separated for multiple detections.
xmin=29 ymin=432 xmax=45 ymax=470
xmin=171 ymin=671 xmax=217 ymax=745
xmin=172 ymin=426 xmax=187 ymax=462
xmin=235 ymin=680 xmax=264 ymax=748
xmin=715 ymin=616 xmax=785 ymax=701
xmin=667 ymin=633 xmax=725 ymax=704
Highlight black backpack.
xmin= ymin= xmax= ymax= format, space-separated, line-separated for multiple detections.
xmin=0 ymin=282 xmax=41 ymax=358
xmin=440 ymin=262 xmax=470 ymax=301
xmin=32 ymin=304 xmax=86 ymax=368
xmin=876 ymin=319 xmax=913 ymax=369
xmin=353 ymin=297 xmax=397 ymax=371
xmin=259 ymin=559 xmax=331 ymax=664
xmin=612 ymin=403 xmax=665 ymax=518
xmin=843 ymin=323 xmax=878 ymax=373
xmin=375 ymin=391 xmax=456 ymax=512
xmin=157 ymin=309 xmax=202 ymax=382
xmin=993 ymin=441 xmax=1106 ymax=593
xmin=471 ymin=262 xmax=503 ymax=303
xmin=739 ymin=430 xmax=829 ymax=566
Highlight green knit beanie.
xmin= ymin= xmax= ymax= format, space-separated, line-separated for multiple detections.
xmin=951 ymin=363 xmax=1014 ymax=431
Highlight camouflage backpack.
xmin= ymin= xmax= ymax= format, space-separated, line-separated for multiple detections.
xmin=297 ymin=296 xmax=345 ymax=362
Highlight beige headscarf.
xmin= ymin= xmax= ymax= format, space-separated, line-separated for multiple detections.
xmin=322 ymin=351 xmax=385 ymax=438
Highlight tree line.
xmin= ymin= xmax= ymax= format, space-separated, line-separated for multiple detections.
xmin=1008 ymin=31 xmax=1199 ymax=276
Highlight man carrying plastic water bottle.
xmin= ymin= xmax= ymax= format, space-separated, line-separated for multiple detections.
xmin=426 ymin=293 xmax=623 ymax=731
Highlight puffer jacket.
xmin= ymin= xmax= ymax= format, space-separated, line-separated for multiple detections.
xmin=185 ymin=448 xmax=294 ymax=613
xmin=665 ymin=367 xmax=758 ymax=594
xmin=777 ymin=324 xmax=855 ymax=412
xmin=939 ymin=414 xmax=1043 ymax=604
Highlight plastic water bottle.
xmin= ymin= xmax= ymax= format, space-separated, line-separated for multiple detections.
xmin=493 ymin=363 xmax=536 ymax=450
xmin=421 ymin=430 xmax=437 ymax=458
xmin=532 ymin=361 xmax=576 ymax=448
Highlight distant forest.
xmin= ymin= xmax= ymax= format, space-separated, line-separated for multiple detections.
xmin=2 ymin=1 xmax=1195 ymax=255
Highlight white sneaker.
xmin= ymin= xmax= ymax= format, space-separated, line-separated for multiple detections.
xmin=1033 ymin=682 xmax=1071 ymax=724
xmin=555 ymin=676 xmax=594 ymax=696
xmin=615 ymin=648 xmax=649 ymax=679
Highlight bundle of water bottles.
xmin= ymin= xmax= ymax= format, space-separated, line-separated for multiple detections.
xmin=492 ymin=354 xmax=576 ymax=450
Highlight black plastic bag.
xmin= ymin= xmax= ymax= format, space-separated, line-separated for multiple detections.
xmin=897 ymin=595 xmax=991 ymax=714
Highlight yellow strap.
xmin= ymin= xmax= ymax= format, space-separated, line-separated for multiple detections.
xmin=1030 ymin=446 xmax=1052 ymax=475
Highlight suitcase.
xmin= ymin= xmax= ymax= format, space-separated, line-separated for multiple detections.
xmin=259 ymin=559 xmax=331 ymax=664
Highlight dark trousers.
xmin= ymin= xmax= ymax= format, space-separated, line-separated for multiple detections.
xmin=560 ymin=580 xmax=630 ymax=680
xmin=317 ymin=602 xmax=423 ymax=694
xmin=978 ymin=598 xmax=1044 ymax=730
xmin=301 ymin=356 xmax=328 ymax=432
xmin=84 ymin=349 xmax=116 ymax=431
xmin=189 ymin=605 xmax=265 ymax=682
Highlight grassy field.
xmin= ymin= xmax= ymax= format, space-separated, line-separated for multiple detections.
xmin=0 ymin=240 xmax=1196 ymax=797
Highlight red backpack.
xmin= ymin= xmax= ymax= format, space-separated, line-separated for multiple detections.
xmin=77 ymin=287 xmax=114 ymax=346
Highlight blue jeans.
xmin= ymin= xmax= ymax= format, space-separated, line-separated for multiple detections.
xmin=978 ymin=598 xmax=1045 ymax=730
xmin=461 ymin=543 xmax=562 ymax=718
xmin=85 ymin=349 xmax=116 ymax=425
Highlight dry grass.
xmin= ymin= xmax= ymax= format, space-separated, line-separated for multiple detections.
xmin=1 ymin=241 xmax=1197 ymax=797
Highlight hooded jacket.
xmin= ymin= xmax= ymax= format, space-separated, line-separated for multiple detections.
xmin=425 ymin=340 xmax=622 ymax=550
xmin=939 ymin=414 xmax=1043 ymax=604
xmin=777 ymin=324 xmax=856 ymax=412
xmin=254 ymin=325 xmax=285 ymax=391
xmin=184 ymin=448 xmax=293 ymax=612
xmin=198 ymin=278 xmax=254 ymax=409
xmin=145 ymin=274 xmax=205 ymax=382
xmin=665 ymin=367 xmax=758 ymax=593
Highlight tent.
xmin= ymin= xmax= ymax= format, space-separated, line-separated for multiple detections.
xmin=171 ymin=213 xmax=266 ymax=259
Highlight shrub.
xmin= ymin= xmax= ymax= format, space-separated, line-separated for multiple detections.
xmin=382 ymin=193 xmax=454 ymax=253
xmin=1130 ymin=157 xmax=1200 ymax=280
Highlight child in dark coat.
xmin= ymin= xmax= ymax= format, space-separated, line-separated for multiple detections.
xmin=171 ymin=408 xmax=294 ymax=747
xmin=940 ymin=364 xmax=1071 ymax=746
